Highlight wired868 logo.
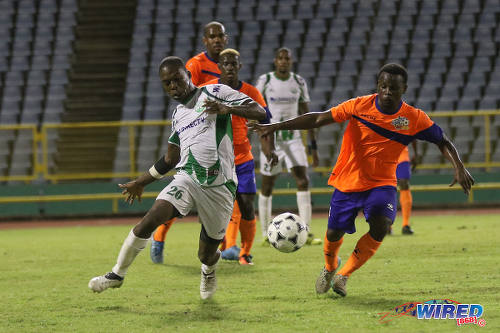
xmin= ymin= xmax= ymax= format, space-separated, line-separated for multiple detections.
xmin=378 ymin=299 xmax=486 ymax=327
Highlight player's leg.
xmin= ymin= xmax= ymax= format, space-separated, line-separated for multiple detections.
xmin=285 ymin=140 xmax=321 ymax=245
xmin=334 ymin=186 xmax=397 ymax=296
xmin=196 ymin=184 xmax=234 ymax=299
xmin=316 ymin=189 xmax=357 ymax=294
xmin=89 ymin=199 xmax=181 ymax=292
xmin=220 ymin=200 xmax=241 ymax=258
xmin=398 ymin=177 xmax=414 ymax=236
xmin=150 ymin=217 xmax=176 ymax=264
xmin=237 ymin=192 xmax=256 ymax=265
xmin=258 ymin=150 xmax=282 ymax=242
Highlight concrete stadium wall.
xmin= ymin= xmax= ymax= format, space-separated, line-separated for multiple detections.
xmin=0 ymin=172 xmax=498 ymax=218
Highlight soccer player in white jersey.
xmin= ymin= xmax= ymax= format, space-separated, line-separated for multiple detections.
xmin=88 ymin=56 xmax=266 ymax=299
xmin=255 ymin=47 xmax=321 ymax=245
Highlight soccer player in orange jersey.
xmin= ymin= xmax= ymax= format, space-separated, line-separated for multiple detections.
xmin=204 ymin=49 xmax=276 ymax=265
xmin=186 ymin=21 xmax=228 ymax=86
xmin=150 ymin=21 xmax=229 ymax=263
xmin=250 ymin=64 xmax=474 ymax=297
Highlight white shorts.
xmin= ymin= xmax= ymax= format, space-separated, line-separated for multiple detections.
xmin=156 ymin=172 xmax=234 ymax=240
xmin=260 ymin=139 xmax=308 ymax=176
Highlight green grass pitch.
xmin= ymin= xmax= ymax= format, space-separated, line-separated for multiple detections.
xmin=1 ymin=213 xmax=498 ymax=332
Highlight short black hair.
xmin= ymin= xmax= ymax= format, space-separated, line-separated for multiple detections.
xmin=377 ymin=63 xmax=408 ymax=84
xmin=203 ymin=21 xmax=226 ymax=36
xmin=159 ymin=56 xmax=184 ymax=72
xmin=274 ymin=47 xmax=292 ymax=58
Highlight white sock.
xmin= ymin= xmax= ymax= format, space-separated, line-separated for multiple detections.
xmin=112 ymin=229 xmax=149 ymax=277
xmin=201 ymin=251 xmax=220 ymax=274
xmin=297 ymin=190 xmax=312 ymax=230
xmin=258 ymin=194 xmax=272 ymax=237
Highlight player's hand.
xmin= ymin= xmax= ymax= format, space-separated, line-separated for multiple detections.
xmin=266 ymin=151 xmax=279 ymax=167
xmin=203 ymin=100 xmax=229 ymax=115
xmin=311 ymin=149 xmax=319 ymax=167
xmin=449 ymin=167 xmax=474 ymax=195
xmin=248 ymin=122 xmax=278 ymax=137
xmin=118 ymin=180 xmax=144 ymax=205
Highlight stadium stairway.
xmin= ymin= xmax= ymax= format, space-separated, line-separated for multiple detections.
xmin=54 ymin=0 xmax=137 ymax=176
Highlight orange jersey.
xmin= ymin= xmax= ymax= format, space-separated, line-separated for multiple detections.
xmin=398 ymin=146 xmax=410 ymax=164
xmin=186 ymin=52 xmax=220 ymax=86
xmin=328 ymin=94 xmax=443 ymax=192
xmin=202 ymin=79 xmax=268 ymax=165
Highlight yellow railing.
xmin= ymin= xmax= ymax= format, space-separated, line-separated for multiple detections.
xmin=1 ymin=110 xmax=500 ymax=182
xmin=1 ymin=183 xmax=498 ymax=211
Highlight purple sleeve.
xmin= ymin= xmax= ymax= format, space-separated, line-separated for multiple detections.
xmin=259 ymin=106 xmax=272 ymax=124
xmin=414 ymin=123 xmax=443 ymax=144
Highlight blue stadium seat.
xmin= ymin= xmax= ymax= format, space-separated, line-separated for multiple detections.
xmin=235 ymin=3 xmax=254 ymax=21
xmin=296 ymin=2 xmax=315 ymax=20
xmin=440 ymin=0 xmax=460 ymax=15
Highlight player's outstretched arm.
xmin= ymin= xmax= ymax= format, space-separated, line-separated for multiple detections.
xmin=203 ymin=100 xmax=266 ymax=121
xmin=436 ymin=134 xmax=474 ymax=195
xmin=249 ymin=110 xmax=334 ymax=137
xmin=119 ymin=143 xmax=181 ymax=204
xmin=299 ymin=102 xmax=319 ymax=167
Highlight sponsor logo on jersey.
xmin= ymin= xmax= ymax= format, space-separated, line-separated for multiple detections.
xmin=392 ymin=116 xmax=410 ymax=130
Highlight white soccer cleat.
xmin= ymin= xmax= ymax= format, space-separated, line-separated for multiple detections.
xmin=200 ymin=270 xmax=217 ymax=300
xmin=88 ymin=272 xmax=124 ymax=293
xmin=315 ymin=257 xmax=341 ymax=294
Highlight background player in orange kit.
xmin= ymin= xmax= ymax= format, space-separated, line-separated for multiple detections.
xmin=204 ymin=49 xmax=276 ymax=265
xmin=251 ymin=63 xmax=474 ymax=297
xmin=150 ymin=21 xmax=229 ymax=263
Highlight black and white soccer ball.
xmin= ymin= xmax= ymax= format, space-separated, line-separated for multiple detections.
xmin=267 ymin=212 xmax=308 ymax=253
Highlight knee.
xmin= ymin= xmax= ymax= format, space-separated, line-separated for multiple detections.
xmin=296 ymin=177 xmax=309 ymax=191
xmin=326 ymin=228 xmax=344 ymax=242
xmin=398 ymin=179 xmax=410 ymax=190
xmin=198 ymin=248 xmax=219 ymax=265
xmin=368 ymin=217 xmax=391 ymax=242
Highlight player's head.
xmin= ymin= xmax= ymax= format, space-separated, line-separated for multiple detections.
xmin=158 ymin=56 xmax=194 ymax=102
xmin=274 ymin=47 xmax=293 ymax=75
xmin=203 ymin=21 xmax=228 ymax=57
xmin=376 ymin=63 xmax=408 ymax=113
xmin=218 ymin=48 xmax=242 ymax=85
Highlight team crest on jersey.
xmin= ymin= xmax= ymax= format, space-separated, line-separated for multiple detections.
xmin=392 ymin=116 xmax=410 ymax=130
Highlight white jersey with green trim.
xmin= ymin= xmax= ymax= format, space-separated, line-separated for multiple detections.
xmin=168 ymin=84 xmax=252 ymax=189
xmin=255 ymin=72 xmax=310 ymax=142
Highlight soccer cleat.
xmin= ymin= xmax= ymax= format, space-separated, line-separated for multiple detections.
xmin=239 ymin=254 xmax=254 ymax=265
xmin=332 ymin=274 xmax=349 ymax=297
xmin=200 ymin=269 xmax=217 ymax=299
xmin=315 ymin=257 xmax=341 ymax=294
xmin=221 ymin=245 xmax=240 ymax=261
xmin=402 ymin=225 xmax=414 ymax=235
xmin=261 ymin=237 xmax=270 ymax=246
xmin=307 ymin=233 xmax=323 ymax=245
xmin=88 ymin=272 xmax=124 ymax=293
xmin=150 ymin=240 xmax=165 ymax=264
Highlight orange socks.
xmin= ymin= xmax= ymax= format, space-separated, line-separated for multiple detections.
xmin=338 ymin=232 xmax=382 ymax=277
xmin=400 ymin=189 xmax=412 ymax=227
xmin=153 ymin=218 xmax=176 ymax=242
xmin=225 ymin=201 xmax=241 ymax=249
xmin=324 ymin=235 xmax=343 ymax=272
xmin=239 ymin=217 xmax=256 ymax=257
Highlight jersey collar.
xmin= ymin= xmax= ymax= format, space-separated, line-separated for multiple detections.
xmin=375 ymin=95 xmax=403 ymax=115
xmin=273 ymin=72 xmax=291 ymax=81
xmin=204 ymin=51 xmax=218 ymax=64
xmin=217 ymin=79 xmax=242 ymax=90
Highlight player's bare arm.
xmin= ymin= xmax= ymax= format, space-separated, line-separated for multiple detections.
xmin=299 ymin=102 xmax=319 ymax=167
xmin=203 ymin=99 xmax=266 ymax=120
xmin=249 ymin=110 xmax=335 ymax=137
xmin=119 ymin=143 xmax=181 ymax=204
xmin=436 ymin=134 xmax=474 ymax=194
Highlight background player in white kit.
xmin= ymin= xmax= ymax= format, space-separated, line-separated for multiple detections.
xmin=256 ymin=47 xmax=321 ymax=245
xmin=88 ymin=57 xmax=266 ymax=299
